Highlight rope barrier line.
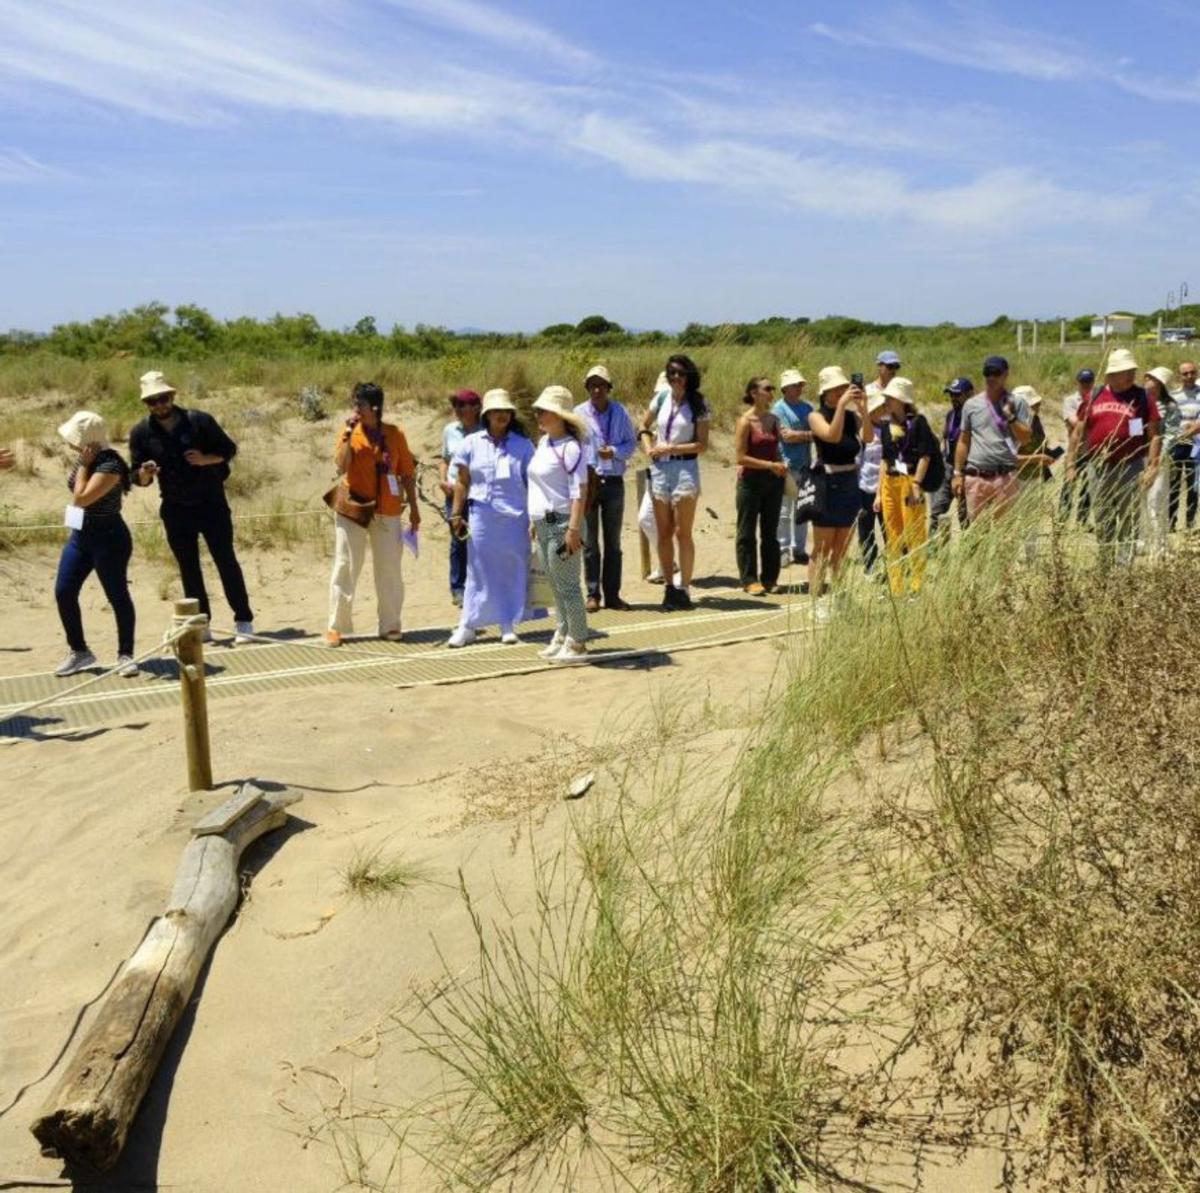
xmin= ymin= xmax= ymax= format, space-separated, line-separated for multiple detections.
xmin=0 ymin=507 xmax=331 ymax=536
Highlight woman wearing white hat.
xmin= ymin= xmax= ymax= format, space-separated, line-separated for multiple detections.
xmin=807 ymin=367 xmax=873 ymax=616
xmin=53 ymin=412 xmax=138 ymax=677
xmin=1065 ymin=349 xmax=1162 ymax=568
xmin=529 ymin=386 xmax=591 ymax=662
xmin=447 ymin=389 xmax=536 ymax=647
xmin=1141 ymin=366 xmax=1177 ymax=557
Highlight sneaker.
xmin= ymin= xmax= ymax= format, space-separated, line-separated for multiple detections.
xmin=447 ymin=626 xmax=477 ymax=648
xmin=779 ymin=548 xmax=792 ymax=568
xmin=585 ymin=595 xmax=601 ymax=613
xmin=661 ymin=585 xmax=678 ymax=611
xmin=325 ymin=629 xmax=343 ymax=648
xmin=55 ymin=649 xmax=96 ymax=677
xmin=796 ymin=552 xmax=810 ymax=565
xmin=744 ymin=582 xmax=766 ymax=596
xmin=605 ymin=596 xmax=631 ymax=611
xmin=647 ymin=569 xmax=664 ymax=584
xmin=115 ymin=654 xmax=139 ymax=678
xmin=539 ymin=630 xmax=566 ymax=658
xmin=382 ymin=629 xmax=404 ymax=642
xmin=233 ymin=621 xmax=255 ymax=644
xmin=674 ymin=586 xmax=694 ymax=611
xmin=500 ymin=631 xmax=520 ymax=645
xmin=553 ymin=637 xmax=589 ymax=665
xmin=451 ymin=589 xmax=464 ymax=608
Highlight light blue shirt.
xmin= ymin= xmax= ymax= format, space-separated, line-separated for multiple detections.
xmin=772 ymin=397 xmax=813 ymax=471
xmin=451 ymin=430 xmax=535 ymax=518
xmin=573 ymin=398 xmax=637 ymax=476
xmin=441 ymin=419 xmax=467 ymax=462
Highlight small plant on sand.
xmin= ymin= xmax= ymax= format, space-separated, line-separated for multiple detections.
xmin=341 ymin=846 xmax=431 ymax=902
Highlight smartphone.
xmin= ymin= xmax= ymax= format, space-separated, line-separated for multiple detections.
xmin=850 ymin=372 xmax=864 ymax=388
xmin=1046 ymin=445 xmax=1065 ymax=460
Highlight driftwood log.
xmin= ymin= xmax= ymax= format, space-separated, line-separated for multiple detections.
xmin=30 ymin=783 xmax=300 ymax=1171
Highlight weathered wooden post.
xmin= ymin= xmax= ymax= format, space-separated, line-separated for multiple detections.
xmin=1060 ymin=318 xmax=1067 ymax=348
xmin=1032 ymin=320 xmax=1039 ymax=352
xmin=1017 ymin=322 xmax=1024 ymax=353
xmin=636 ymin=468 xmax=651 ymax=580
xmin=173 ymin=598 xmax=212 ymax=792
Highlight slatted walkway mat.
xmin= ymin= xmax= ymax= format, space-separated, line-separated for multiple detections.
xmin=0 ymin=594 xmax=813 ymax=739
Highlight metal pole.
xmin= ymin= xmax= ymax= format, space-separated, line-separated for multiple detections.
xmin=173 ymin=598 xmax=213 ymax=792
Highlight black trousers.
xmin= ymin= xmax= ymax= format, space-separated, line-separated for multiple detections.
xmin=857 ymin=488 xmax=884 ymax=572
xmin=584 ymin=476 xmax=626 ymax=603
xmin=735 ymin=473 xmax=784 ymax=587
xmin=161 ymin=499 xmax=253 ymax=623
xmin=1169 ymin=452 xmax=1198 ymax=529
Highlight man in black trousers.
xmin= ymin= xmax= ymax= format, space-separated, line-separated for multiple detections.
xmin=130 ymin=371 xmax=255 ymax=643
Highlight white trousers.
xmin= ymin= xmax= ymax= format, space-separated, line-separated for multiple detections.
xmin=329 ymin=513 xmax=405 ymax=635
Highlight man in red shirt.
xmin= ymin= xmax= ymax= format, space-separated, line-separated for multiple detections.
xmin=1065 ymin=348 xmax=1162 ymax=567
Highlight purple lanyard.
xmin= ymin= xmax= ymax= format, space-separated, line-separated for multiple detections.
xmin=984 ymin=396 xmax=1010 ymax=437
xmin=591 ymin=402 xmax=614 ymax=446
xmin=549 ymin=438 xmax=582 ymax=475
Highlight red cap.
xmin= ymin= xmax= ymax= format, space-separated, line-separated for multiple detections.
xmin=452 ymin=389 xmax=481 ymax=404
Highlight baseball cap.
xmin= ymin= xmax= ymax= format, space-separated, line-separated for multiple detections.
xmin=1076 ymin=368 xmax=1095 ymax=383
xmin=876 ymin=350 xmax=901 ymax=367
xmin=943 ymin=377 xmax=974 ymax=396
xmin=982 ymin=355 xmax=1009 ymax=377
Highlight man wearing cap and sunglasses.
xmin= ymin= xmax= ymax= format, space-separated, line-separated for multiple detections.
xmin=130 ymin=370 xmax=255 ymax=643
xmin=951 ymin=356 xmax=1031 ymax=523
xmin=929 ymin=377 xmax=973 ymax=542
xmin=865 ymin=350 xmax=902 ymax=402
xmin=575 ymin=365 xmax=637 ymax=611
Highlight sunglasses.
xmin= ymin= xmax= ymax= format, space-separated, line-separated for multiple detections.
xmin=666 ymin=369 xmax=686 ymax=379
xmin=143 ymin=394 xmax=172 ymax=407
xmin=760 ymin=384 xmax=776 ymax=392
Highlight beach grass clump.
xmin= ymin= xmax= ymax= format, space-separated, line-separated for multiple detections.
xmin=341 ymin=847 xmax=432 ymax=902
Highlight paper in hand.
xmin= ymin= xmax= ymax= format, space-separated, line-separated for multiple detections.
xmin=64 ymin=505 xmax=85 ymax=530
xmin=401 ymin=528 xmax=420 ymax=558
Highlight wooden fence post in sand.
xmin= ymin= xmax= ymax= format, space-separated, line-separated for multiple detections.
xmin=30 ymin=783 xmax=300 ymax=1172
xmin=636 ymin=467 xmax=651 ymax=580
xmin=173 ymin=598 xmax=212 ymax=792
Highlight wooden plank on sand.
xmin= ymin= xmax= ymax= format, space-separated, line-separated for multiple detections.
xmin=190 ymin=782 xmax=264 ymax=837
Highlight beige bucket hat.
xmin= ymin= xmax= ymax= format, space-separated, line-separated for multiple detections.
xmin=1011 ymin=384 xmax=1043 ymax=407
xmin=584 ymin=365 xmax=612 ymax=386
xmin=817 ymin=366 xmax=851 ymax=395
xmin=1105 ymin=348 xmax=1139 ymax=376
xmin=57 ymin=410 xmax=110 ymax=449
xmin=533 ymin=385 xmax=589 ymax=435
xmin=139 ymin=370 xmax=176 ymax=401
xmin=480 ymin=388 xmax=517 ymax=415
xmin=1146 ymin=366 xmax=1176 ymax=391
xmin=867 ymin=392 xmax=887 ymax=414
xmin=882 ymin=377 xmax=916 ymax=406
xmin=779 ymin=368 xmax=807 ymax=389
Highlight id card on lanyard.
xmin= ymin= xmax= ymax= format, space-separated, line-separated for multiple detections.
xmin=986 ymin=398 xmax=1018 ymax=455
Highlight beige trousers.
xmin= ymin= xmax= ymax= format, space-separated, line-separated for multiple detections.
xmin=329 ymin=513 xmax=405 ymax=635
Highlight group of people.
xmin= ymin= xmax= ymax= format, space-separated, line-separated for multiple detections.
xmin=38 ymin=345 xmax=1199 ymax=675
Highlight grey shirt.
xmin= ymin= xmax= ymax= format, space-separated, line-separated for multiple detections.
xmin=961 ymin=391 xmax=1030 ymax=472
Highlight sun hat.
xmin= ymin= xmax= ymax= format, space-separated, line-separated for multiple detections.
xmin=1012 ymin=384 xmax=1043 ymax=408
xmin=532 ymin=385 xmax=589 ymax=435
xmin=867 ymin=392 xmax=888 ymax=414
xmin=451 ymin=388 xmax=481 ymax=405
xmin=876 ymin=350 xmax=901 ymax=367
xmin=1076 ymin=368 xmax=1095 ymax=383
xmin=779 ymin=368 xmax=807 ymax=389
xmin=57 ymin=410 xmax=110 ymax=449
xmin=1105 ymin=348 xmax=1139 ymax=375
xmin=584 ymin=365 xmax=612 ymax=386
xmin=480 ymin=388 xmax=517 ymax=415
xmin=1146 ymin=366 xmax=1176 ymax=391
xmin=817 ymin=366 xmax=851 ymax=395
xmin=139 ymin=370 xmax=176 ymax=402
xmin=982 ymin=355 xmax=1009 ymax=377
xmin=882 ymin=377 xmax=916 ymax=406
xmin=944 ymin=377 xmax=974 ymax=396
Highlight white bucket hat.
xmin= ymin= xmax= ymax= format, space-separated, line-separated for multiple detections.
xmin=139 ymin=370 xmax=176 ymax=401
xmin=57 ymin=410 xmax=110 ymax=449
xmin=1105 ymin=348 xmax=1139 ymax=376
xmin=1012 ymin=384 xmax=1043 ymax=408
xmin=533 ymin=385 xmax=589 ymax=435
xmin=867 ymin=392 xmax=887 ymax=414
xmin=882 ymin=377 xmax=916 ymax=406
xmin=584 ymin=365 xmax=612 ymax=386
xmin=779 ymin=368 xmax=807 ymax=389
xmin=480 ymin=388 xmax=517 ymax=416
xmin=1146 ymin=366 xmax=1175 ymax=392
xmin=817 ymin=366 xmax=851 ymax=395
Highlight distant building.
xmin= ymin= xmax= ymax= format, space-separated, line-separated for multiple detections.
xmin=1090 ymin=313 xmax=1135 ymax=339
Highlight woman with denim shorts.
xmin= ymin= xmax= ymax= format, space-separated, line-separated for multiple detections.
xmin=638 ymin=354 xmax=710 ymax=610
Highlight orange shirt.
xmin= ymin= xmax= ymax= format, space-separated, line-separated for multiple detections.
xmin=336 ymin=422 xmax=415 ymax=517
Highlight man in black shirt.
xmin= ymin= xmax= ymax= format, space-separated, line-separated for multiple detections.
xmin=130 ymin=371 xmax=255 ymax=642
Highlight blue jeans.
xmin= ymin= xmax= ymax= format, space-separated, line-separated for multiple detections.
xmin=445 ymin=496 xmax=468 ymax=595
xmin=55 ymin=518 xmax=136 ymax=655
xmin=584 ymin=476 xmax=625 ymax=602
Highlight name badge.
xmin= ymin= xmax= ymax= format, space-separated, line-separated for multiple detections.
xmin=895 ymin=461 xmax=909 ymax=476
xmin=64 ymin=505 xmax=85 ymax=530
xmin=495 ymin=455 xmax=512 ymax=480
xmin=386 ymin=474 xmax=400 ymax=497
xmin=1128 ymin=418 xmax=1145 ymax=437
xmin=1005 ymin=436 xmax=1018 ymax=455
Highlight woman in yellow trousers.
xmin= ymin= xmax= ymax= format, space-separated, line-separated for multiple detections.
xmin=875 ymin=378 xmax=940 ymax=597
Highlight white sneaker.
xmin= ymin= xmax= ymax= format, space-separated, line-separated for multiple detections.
xmin=539 ymin=630 xmax=565 ymax=659
xmin=500 ymin=631 xmax=520 ymax=645
xmin=779 ymin=548 xmax=792 ymax=568
xmin=115 ymin=654 xmax=139 ymax=678
xmin=647 ymin=569 xmax=664 ymax=584
xmin=447 ymin=626 xmax=477 ymax=648
xmin=553 ymin=637 xmax=589 ymax=665
xmin=233 ymin=621 xmax=255 ymax=644
xmin=55 ymin=649 xmax=97 ymax=677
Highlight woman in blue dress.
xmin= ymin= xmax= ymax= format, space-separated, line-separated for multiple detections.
xmin=447 ymin=389 xmax=535 ymax=647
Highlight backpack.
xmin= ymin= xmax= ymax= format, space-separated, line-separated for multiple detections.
xmin=881 ymin=418 xmax=943 ymax=492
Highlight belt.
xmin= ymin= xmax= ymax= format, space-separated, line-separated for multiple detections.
xmin=822 ymin=462 xmax=858 ymax=474
xmin=964 ymin=465 xmax=1015 ymax=479
xmin=541 ymin=510 xmax=567 ymax=525
xmin=661 ymin=454 xmax=694 ymax=462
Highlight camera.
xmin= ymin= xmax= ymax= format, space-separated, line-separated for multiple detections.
xmin=850 ymin=372 xmax=864 ymax=388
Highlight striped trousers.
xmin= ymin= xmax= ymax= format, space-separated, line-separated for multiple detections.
xmin=534 ymin=518 xmax=588 ymax=643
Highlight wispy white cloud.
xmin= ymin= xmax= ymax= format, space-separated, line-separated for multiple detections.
xmin=0 ymin=147 xmax=65 ymax=182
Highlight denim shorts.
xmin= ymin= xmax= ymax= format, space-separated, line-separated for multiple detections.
xmin=650 ymin=458 xmax=701 ymax=504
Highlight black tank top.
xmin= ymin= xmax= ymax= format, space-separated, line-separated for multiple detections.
xmin=815 ymin=405 xmax=860 ymax=467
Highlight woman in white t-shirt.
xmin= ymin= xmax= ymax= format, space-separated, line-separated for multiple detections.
xmin=638 ymin=354 xmax=710 ymax=611
xmin=528 ymin=386 xmax=591 ymax=663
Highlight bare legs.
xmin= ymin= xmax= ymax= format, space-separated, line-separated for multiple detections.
xmin=808 ymin=525 xmax=854 ymax=597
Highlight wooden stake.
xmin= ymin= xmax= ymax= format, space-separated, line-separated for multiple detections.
xmin=30 ymin=784 xmax=300 ymax=1171
xmin=173 ymin=598 xmax=212 ymax=792
xmin=636 ymin=468 xmax=651 ymax=580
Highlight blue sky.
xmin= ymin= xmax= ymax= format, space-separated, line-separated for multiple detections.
xmin=1 ymin=0 xmax=1196 ymax=332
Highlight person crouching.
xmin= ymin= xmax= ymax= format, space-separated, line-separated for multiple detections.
xmin=326 ymin=382 xmax=419 ymax=647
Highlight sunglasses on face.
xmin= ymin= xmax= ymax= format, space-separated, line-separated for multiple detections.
xmin=666 ymin=369 xmax=686 ymax=379
xmin=143 ymin=395 xmax=172 ymax=407
xmin=760 ymin=385 xmax=776 ymax=393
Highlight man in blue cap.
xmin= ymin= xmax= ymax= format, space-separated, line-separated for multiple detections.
xmin=866 ymin=350 xmax=902 ymax=402
xmin=1059 ymin=368 xmax=1095 ymax=524
xmin=930 ymin=377 xmax=973 ymax=541
xmin=951 ymin=356 xmax=1032 ymax=521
